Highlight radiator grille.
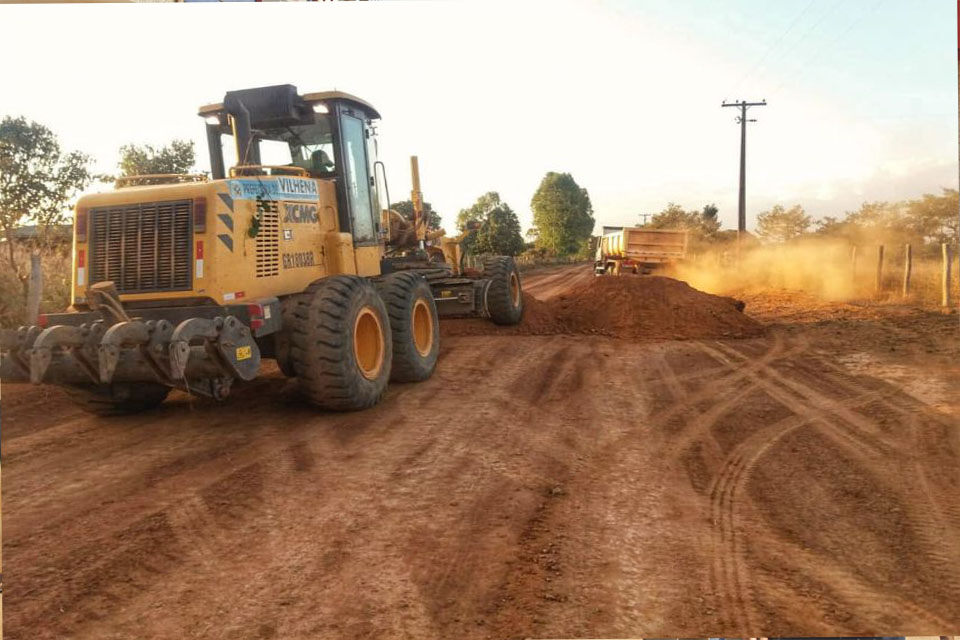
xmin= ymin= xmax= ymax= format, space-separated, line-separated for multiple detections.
xmin=255 ymin=200 xmax=280 ymax=278
xmin=89 ymin=200 xmax=193 ymax=293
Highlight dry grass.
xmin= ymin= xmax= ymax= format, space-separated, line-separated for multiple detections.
xmin=0 ymin=243 xmax=72 ymax=328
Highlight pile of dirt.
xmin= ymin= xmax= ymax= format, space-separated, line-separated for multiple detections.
xmin=441 ymin=276 xmax=764 ymax=340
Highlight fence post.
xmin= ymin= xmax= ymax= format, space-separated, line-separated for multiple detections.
xmin=875 ymin=245 xmax=884 ymax=296
xmin=26 ymin=251 xmax=43 ymax=324
xmin=902 ymin=244 xmax=912 ymax=298
xmin=943 ymin=243 xmax=953 ymax=308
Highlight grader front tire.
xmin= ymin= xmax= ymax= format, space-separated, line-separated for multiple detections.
xmin=377 ymin=272 xmax=439 ymax=383
xmin=484 ymin=256 xmax=524 ymax=326
xmin=290 ymin=275 xmax=393 ymax=411
xmin=63 ymin=382 xmax=171 ymax=416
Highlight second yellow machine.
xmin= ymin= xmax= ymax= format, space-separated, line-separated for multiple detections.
xmin=0 ymin=85 xmax=524 ymax=413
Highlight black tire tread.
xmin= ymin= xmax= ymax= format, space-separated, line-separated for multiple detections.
xmin=484 ymin=256 xmax=524 ymax=325
xmin=376 ymin=272 xmax=440 ymax=382
xmin=289 ymin=275 xmax=392 ymax=411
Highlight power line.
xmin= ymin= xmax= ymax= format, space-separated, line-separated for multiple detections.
xmin=769 ymin=0 xmax=889 ymax=98
xmin=731 ymin=0 xmax=818 ymax=95
xmin=745 ymin=0 xmax=847 ymax=93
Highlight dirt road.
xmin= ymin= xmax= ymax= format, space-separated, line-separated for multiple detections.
xmin=519 ymin=263 xmax=595 ymax=300
xmin=3 ymin=265 xmax=959 ymax=639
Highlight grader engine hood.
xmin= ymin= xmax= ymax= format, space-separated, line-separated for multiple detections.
xmin=1 ymin=173 xmax=353 ymax=398
xmin=69 ymin=176 xmax=345 ymax=309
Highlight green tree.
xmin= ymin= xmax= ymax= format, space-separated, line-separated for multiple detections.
xmin=456 ymin=192 xmax=525 ymax=256
xmin=0 ymin=116 xmax=95 ymax=300
xmin=390 ymin=199 xmax=442 ymax=230
xmin=475 ymin=203 xmax=526 ymax=256
xmin=529 ymin=172 xmax=594 ymax=256
xmin=755 ymin=204 xmax=812 ymax=243
xmin=457 ymin=191 xmax=502 ymax=231
xmin=117 ymin=140 xmax=197 ymax=184
xmin=700 ymin=203 xmax=721 ymax=238
xmin=816 ymin=201 xmax=915 ymax=246
xmin=814 ymin=215 xmax=849 ymax=237
xmin=906 ymin=188 xmax=958 ymax=244
xmin=645 ymin=202 xmax=721 ymax=245
xmin=647 ymin=203 xmax=699 ymax=230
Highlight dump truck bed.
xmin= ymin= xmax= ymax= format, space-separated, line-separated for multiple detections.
xmin=598 ymin=227 xmax=688 ymax=263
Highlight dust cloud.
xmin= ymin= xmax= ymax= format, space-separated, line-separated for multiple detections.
xmin=673 ymin=239 xmax=876 ymax=302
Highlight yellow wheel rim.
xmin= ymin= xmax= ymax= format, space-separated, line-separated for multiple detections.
xmin=509 ymin=271 xmax=521 ymax=307
xmin=412 ymin=298 xmax=434 ymax=357
xmin=353 ymin=306 xmax=384 ymax=380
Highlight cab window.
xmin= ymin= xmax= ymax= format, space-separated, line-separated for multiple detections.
xmin=256 ymin=115 xmax=337 ymax=177
xmin=340 ymin=113 xmax=376 ymax=244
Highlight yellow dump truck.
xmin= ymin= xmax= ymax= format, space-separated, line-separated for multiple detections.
xmin=594 ymin=226 xmax=688 ymax=275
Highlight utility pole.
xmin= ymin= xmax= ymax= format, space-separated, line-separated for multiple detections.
xmin=721 ymin=99 xmax=766 ymax=254
xmin=638 ymin=213 xmax=651 ymax=226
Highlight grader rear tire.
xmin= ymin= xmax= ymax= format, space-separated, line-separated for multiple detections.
xmin=64 ymin=382 xmax=171 ymax=416
xmin=274 ymin=294 xmax=303 ymax=378
xmin=484 ymin=256 xmax=524 ymax=325
xmin=290 ymin=275 xmax=392 ymax=411
xmin=377 ymin=272 xmax=439 ymax=382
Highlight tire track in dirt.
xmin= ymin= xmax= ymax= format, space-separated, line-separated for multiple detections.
xmin=549 ymin=333 xmax=805 ymax=632
xmin=6 ymin=288 xmax=960 ymax=638
xmin=704 ymin=388 xmax=885 ymax=635
xmin=698 ymin=340 xmax=960 ymax=631
xmin=638 ymin=333 xmax=800 ymax=446
xmin=705 ymin=342 xmax=897 ymax=469
xmin=760 ymin=535 xmax=957 ymax=631
xmin=765 ymin=354 xmax=960 ymax=606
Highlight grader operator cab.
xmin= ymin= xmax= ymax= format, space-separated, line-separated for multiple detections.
xmin=0 ymin=84 xmax=524 ymax=414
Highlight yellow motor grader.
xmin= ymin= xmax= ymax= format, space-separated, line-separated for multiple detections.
xmin=0 ymin=85 xmax=524 ymax=413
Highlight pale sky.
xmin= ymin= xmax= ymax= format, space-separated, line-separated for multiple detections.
xmin=0 ymin=0 xmax=956 ymax=235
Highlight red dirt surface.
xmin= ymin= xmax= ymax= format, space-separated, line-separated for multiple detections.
xmin=444 ymin=275 xmax=764 ymax=340
xmin=2 ymin=264 xmax=959 ymax=639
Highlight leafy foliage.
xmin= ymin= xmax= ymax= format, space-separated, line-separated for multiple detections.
xmin=529 ymin=172 xmax=595 ymax=257
xmin=905 ymin=188 xmax=958 ymax=245
xmin=0 ymin=116 xmax=96 ymax=302
xmin=456 ymin=192 xmax=525 ymax=256
xmin=117 ymin=140 xmax=197 ymax=182
xmin=390 ymin=199 xmax=443 ymax=230
xmin=756 ymin=204 xmax=812 ymax=243
xmin=641 ymin=202 xmax=722 ymax=252
xmin=475 ymin=205 xmax=526 ymax=256
xmin=456 ymin=192 xmax=501 ymax=231
xmin=646 ymin=203 xmax=721 ymax=240
xmin=0 ymin=116 xmax=95 ymax=237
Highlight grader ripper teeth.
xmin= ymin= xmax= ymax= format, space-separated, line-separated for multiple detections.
xmin=0 ymin=314 xmax=260 ymax=400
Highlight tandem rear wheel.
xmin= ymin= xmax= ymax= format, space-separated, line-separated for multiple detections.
xmin=376 ymin=271 xmax=440 ymax=383
xmin=290 ymin=275 xmax=393 ymax=411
